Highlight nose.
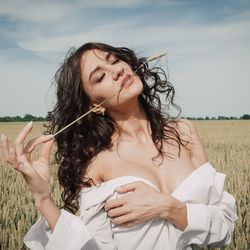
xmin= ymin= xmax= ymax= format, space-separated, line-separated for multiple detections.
xmin=112 ymin=66 xmax=124 ymax=81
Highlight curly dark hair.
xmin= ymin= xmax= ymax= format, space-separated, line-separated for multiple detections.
xmin=46 ymin=42 xmax=186 ymax=214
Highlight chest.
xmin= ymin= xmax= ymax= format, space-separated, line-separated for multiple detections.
xmin=103 ymin=140 xmax=196 ymax=195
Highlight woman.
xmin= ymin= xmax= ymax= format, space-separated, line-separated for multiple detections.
xmin=1 ymin=42 xmax=237 ymax=250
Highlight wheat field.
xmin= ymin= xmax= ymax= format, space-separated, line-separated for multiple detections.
xmin=0 ymin=120 xmax=249 ymax=250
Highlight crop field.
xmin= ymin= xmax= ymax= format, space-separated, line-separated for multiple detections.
xmin=0 ymin=120 xmax=249 ymax=249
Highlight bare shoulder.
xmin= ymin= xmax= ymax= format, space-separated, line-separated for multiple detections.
xmin=167 ymin=118 xmax=195 ymax=142
xmin=168 ymin=118 xmax=208 ymax=168
xmin=84 ymin=149 xmax=113 ymax=185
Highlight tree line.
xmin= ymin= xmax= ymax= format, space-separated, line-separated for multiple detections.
xmin=0 ymin=114 xmax=46 ymax=122
xmin=0 ymin=114 xmax=250 ymax=122
xmin=185 ymin=114 xmax=250 ymax=120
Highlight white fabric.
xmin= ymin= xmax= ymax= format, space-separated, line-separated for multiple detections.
xmin=24 ymin=162 xmax=238 ymax=250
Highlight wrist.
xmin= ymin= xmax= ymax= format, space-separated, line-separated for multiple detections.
xmin=162 ymin=196 xmax=188 ymax=230
xmin=33 ymin=194 xmax=61 ymax=231
xmin=33 ymin=193 xmax=53 ymax=210
xmin=167 ymin=199 xmax=187 ymax=221
xmin=157 ymin=194 xmax=172 ymax=220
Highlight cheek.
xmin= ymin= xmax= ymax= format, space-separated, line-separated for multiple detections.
xmin=81 ymin=82 xmax=99 ymax=103
xmin=84 ymin=84 xmax=114 ymax=103
xmin=132 ymin=76 xmax=144 ymax=92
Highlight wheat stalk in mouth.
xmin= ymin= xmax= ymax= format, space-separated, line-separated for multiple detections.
xmin=52 ymin=52 xmax=167 ymax=137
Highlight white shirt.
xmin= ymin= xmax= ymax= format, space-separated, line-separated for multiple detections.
xmin=24 ymin=162 xmax=238 ymax=250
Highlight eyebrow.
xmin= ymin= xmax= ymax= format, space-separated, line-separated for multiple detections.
xmin=88 ymin=52 xmax=112 ymax=82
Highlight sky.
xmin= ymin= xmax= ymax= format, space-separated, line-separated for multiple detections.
xmin=0 ymin=0 xmax=249 ymax=118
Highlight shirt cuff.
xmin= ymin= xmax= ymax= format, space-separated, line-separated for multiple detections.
xmin=46 ymin=209 xmax=93 ymax=249
xmin=24 ymin=209 xmax=93 ymax=250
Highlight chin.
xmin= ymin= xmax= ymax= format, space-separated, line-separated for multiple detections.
xmin=119 ymin=85 xmax=143 ymax=106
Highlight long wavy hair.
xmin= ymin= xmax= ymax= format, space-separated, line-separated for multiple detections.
xmin=46 ymin=42 xmax=186 ymax=214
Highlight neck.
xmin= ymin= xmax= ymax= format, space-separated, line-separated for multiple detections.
xmin=108 ymin=99 xmax=152 ymax=144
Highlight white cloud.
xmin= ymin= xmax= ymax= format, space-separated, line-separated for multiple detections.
xmin=76 ymin=0 xmax=151 ymax=8
xmin=17 ymin=16 xmax=250 ymax=61
xmin=0 ymin=0 xmax=75 ymax=23
xmin=0 ymin=1 xmax=249 ymax=116
xmin=17 ymin=20 xmax=134 ymax=55
xmin=0 ymin=0 xmax=156 ymax=24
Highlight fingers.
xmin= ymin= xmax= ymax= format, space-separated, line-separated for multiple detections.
xmin=115 ymin=181 xmax=141 ymax=193
xmin=1 ymin=133 xmax=27 ymax=170
xmin=15 ymin=121 xmax=33 ymax=156
xmin=105 ymin=196 xmax=127 ymax=211
xmin=1 ymin=134 xmax=12 ymax=162
xmin=23 ymin=137 xmax=38 ymax=153
xmin=1 ymin=134 xmax=9 ymax=156
xmin=39 ymin=139 xmax=54 ymax=164
xmin=1 ymin=134 xmax=18 ymax=168
xmin=24 ymin=135 xmax=54 ymax=154
xmin=108 ymin=205 xmax=131 ymax=218
xmin=16 ymin=154 xmax=33 ymax=174
xmin=110 ymin=213 xmax=134 ymax=225
xmin=1 ymin=122 xmax=54 ymax=170
xmin=105 ymin=182 xmax=143 ymax=211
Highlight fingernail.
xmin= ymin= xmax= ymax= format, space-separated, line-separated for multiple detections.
xmin=10 ymin=148 xmax=14 ymax=154
xmin=27 ymin=121 xmax=33 ymax=127
xmin=45 ymin=135 xmax=54 ymax=141
xmin=0 ymin=134 xmax=6 ymax=142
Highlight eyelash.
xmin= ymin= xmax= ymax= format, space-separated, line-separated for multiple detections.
xmin=97 ymin=74 xmax=105 ymax=83
xmin=97 ymin=58 xmax=120 ymax=83
xmin=112 ymin=58 xmax=119 ymax=64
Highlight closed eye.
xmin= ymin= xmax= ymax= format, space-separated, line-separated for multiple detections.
xmin=112 ymin=58 xmax=120 ymax=64
xmin=97 ymin=73 xmax=105 ymax=83
xmin=96 ymin=56 xmax=119 ymax=83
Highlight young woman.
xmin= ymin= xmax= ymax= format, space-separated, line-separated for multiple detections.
xmin=1 ymin=42 xmax=238 ymax=250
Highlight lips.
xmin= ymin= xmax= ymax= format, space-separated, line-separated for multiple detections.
xmin=121 ymin=74 xmax=134 ymax=88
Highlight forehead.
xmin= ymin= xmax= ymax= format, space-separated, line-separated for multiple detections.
xmin=80 ymin=49 xmax=108 ymax=79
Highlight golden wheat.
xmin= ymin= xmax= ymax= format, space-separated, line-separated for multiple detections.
xmin=0 ymin=121 xmax=249 ymax=250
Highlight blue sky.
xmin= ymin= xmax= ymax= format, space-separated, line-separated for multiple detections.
xmin=0 ymin=0 xmax=249 ymax=117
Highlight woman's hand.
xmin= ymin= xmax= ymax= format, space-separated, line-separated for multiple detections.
xmin=104 ymin=181 xmax=166 ymax=227
xmin=0 ymin=122 xmax=54 ymax=203
xmin=104 ymin=181 xmax=188 ymax=230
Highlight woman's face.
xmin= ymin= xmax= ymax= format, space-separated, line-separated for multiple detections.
xmin=80 ymin=49 xmax=143 ymax=110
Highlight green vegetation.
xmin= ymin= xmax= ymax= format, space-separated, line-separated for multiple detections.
xmin=0 ymin=114 xmax=249 ymax=122
xmin=0 ymin=114 xmax=46 ymax=122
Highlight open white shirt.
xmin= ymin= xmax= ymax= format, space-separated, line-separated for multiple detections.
xmin=24 ymin=162 xmax=238 ymax=250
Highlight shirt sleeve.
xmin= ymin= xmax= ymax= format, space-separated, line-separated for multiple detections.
xmin=24 ymin=208 xmax=116 ymax=250
xmin=176 ymin=173 xmax=238 ymax=249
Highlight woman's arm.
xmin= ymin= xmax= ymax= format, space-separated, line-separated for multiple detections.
xmin=0 ymin=123 xmax=105 ymax=250
xmin=1 ymin=122 xmax=61 ymax=230
xmin=105 ymin=119 xmax=237 ymax=248
xmin=33 ymin=195 xmax=61 ymax=231
xmin=176 ymin=118 xmax=208 ymax=167
xmin=176 ymin=189 xmax=237 ymax=249
xmin=173 ymin=120 xmax=237 ymax=247
xmin=105 ymin=168 xmax=237 ymax=248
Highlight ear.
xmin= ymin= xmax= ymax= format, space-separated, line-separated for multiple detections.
xmin=91 ymin=104 xmax=106 ymax=114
